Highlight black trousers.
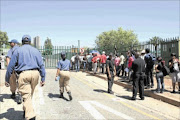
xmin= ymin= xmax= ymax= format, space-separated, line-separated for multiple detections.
xmin=145 ymin=68 xmax=154 ymax=86
xmin=107 ymin=71 xmax=114 ymax=92
xmin=120 ymin=64 xmax=125 ymax=76
xmin=116 ymin=66 xmax=121 ymax=76
xmin=132 ymin=74 xmax=144 ymax=98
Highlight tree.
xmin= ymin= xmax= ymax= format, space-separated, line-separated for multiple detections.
xmin=95 ymin=27 xmax=138 ymax=54
xmin=149 ymin=36 xmax=162 ymax=58
xmin=0 ymin=31 xmax=9 ymax=47
xmin=43 ymin=37 xmax=53 ymax=55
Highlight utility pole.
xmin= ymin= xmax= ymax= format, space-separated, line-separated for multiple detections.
xmin=78 ymin=40 xmax=80 ymax=54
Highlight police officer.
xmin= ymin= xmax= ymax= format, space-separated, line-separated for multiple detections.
xmin=6 ymin=39 xmax=20 ymax=101
xmin=106 ymin=53 xmax=116 ymax=94
xmin=131 ymin=52 xmax=146 ymax=100
xmin=5 ymin=35 xmax=46 ymax=120
xmin=55 ymin=52 xmax=72 ymax=101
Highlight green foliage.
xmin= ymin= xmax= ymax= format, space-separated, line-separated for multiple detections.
xmin=95 ymin=27 xmax=138 ymax=54
xmin=0 ymin=31 xmax=9 ymax=47
xmin=149 ymin=36 xmax=162 ymax=47
xmin=43 ymin=37 xmax=53 ymax=55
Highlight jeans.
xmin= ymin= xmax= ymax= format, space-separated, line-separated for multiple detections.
xmin=107 ymin=71 xmax=114 ymax=92
xmin=83 ymin=62 xmax=87 ymax=71
xmin=156 ymin=72 xmax=164 ymax=92
xmin=75 ymin=62 xmax=80 ymax=72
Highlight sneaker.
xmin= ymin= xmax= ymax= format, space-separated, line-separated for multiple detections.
xmin=145 ymin=86 xmax=150 ymax=89
xmin=140 ymin=97 xmax=145 ymax=100
xmin=151 ymin=84 xmax=154 ymax=88
xmin=108 ymin=91 xmax=114 ymax=94
xmin=67 ymin=92 xmax=73 ymax=101
xmin=17 ymin=94 xmax=22 ymax=104
xmin=29 ymin=117 xmax=36 ymax=120
xmin=11 ymin=93 xmax=16 ymax=99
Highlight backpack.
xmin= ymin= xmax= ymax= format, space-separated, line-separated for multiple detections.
xmin=147 ymin=54 xmax=156 ymax=68
xmin=162 ymin=65 xmax=170 ymax=76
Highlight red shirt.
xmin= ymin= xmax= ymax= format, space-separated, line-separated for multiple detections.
xmin=101 ymin=54 xmax=107 ymax=63
xmin=128 ymin=56 xmax=134 ymax=68
xmin=92 ymin=56 xmax=98 ymax=63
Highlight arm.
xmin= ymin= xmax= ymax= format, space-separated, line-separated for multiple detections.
xmin=106 ymin=61 xmax=111 ymax=78
xmin=155 ymin=65 xmax=159 ymax=72
xmin=5 ymin=51 xmax=18 ymax=85
xmin=6 ymin=57 xmax=10 ymax=66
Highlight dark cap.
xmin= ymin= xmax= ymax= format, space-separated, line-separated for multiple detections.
xmin=9 ymin=39 xmax=19 ymax=44
xmin=22 ymin=35 xmax=31 ymax=42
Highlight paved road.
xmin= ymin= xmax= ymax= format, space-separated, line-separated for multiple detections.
xmin=0 ymin=69 xmax=179 ymax=120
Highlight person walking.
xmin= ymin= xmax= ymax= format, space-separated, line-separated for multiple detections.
xmin=144 ymin=48 xmax=156 ymax=89
xmin=131 ymin=52 xmax=146 ymax=100
xmin=0 ymin=53 xmax=6 ymax=69
xmin=155 ymin=57 xmax=164 ymax=93
xmin=106 ymin=53 xmax=116 ymax=94
xmin=55 ymin=52 xmax=73 ymax=100
xmin=169 ymin=53 xmax=180 ymax=93
xmin=75 ymin=53 xmax=80 ymax=72
xmin=5 ymin=35 xmax=46 ymax=120
xmin=101 ymin=51 xmax=107 ymax=74
xmin=119 ymin=53 xmax=125 ymax=77
xmin=5 ymin=39 xmax=21 ymax=103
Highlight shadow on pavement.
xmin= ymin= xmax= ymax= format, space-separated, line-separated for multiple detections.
xmin=116 ymin=95 xmax=132 ymax=100
xmin=48 ymin=93 xmax=69 ymax=101
xmin=0 ymin=94 xmax=16 ymax=102
xmin=0 ymin=108 xmax=24 ymax=120
xmin=93 ymin=89 xmax=108 ymax=93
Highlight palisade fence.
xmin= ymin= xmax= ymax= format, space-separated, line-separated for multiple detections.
xmin=38 ymin=46 xmax=79 ymax=68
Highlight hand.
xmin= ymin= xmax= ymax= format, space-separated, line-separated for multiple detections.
xmin=5 ymin=82 xmax=10 ymax=87
xmin=40 ymin=81 xmax=45 ymax=87
xmin=114 ymin=72 xmax=116 ymax=76
xmin=108 ymin=75 xmax=111 ymax=79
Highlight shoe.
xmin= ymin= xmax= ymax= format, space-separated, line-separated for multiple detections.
xmin=11 ymin=93 xmax=16 ymax=99
xmin=151 ymin=84 xmax=154 ymax=88
xmin=68 ymin=92 xmax=73 ymax=101
xmin=171 ymin=90 xmax=175 ymax=93
xmin=156 ymin=90 xmax=160 ymax=93
xmin=140 ymin=97 xmax=145 ymax=100
xmin=108 ymin=91 xmax=114 ymax=94
xmin=160 ymin=90 xmax=164 ymax=93
xmin=59 ymin=93 xmax=64 ymax=98
xmin=17 ymin=94 xmax=22 ymax=104
xmin=145 ymin=86 xmax=150 ymax=89
xmin=131 ymin=97 xmax=136 ymax=100
xmin=23 ymin=111 xmax=25 ymax=118
xmin=29 ymin=117 xmax=36 ymax=120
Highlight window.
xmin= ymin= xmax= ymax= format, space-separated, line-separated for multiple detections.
xmin=172 ymin=43 xmax=175 ymax=47
xmin=163 ymin=44 xmax=167 ymax=51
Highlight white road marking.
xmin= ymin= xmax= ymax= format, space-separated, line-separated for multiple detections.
xmin=79 ymin=101 xmax=134 ymax=120
xmin=79 ymin=101 xmax=106 ymax=120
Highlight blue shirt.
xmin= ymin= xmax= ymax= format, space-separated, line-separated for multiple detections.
xmin=57 ymin=59 xmax=71 ymax=71
xmin=6 ymin=45 xmax=19 ymax=58
xmin=5 ymin=44 xmax=46 ymax=82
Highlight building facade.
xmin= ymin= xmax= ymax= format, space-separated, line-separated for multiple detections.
xmin=33 ymin=36 xmax=41 ymax=48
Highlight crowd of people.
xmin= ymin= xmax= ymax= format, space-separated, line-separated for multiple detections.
xmin=70 ymin=48 xmax=180 ymax=99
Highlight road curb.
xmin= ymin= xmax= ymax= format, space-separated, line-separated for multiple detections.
xmin=86 ymin=71 xmax=180 ymax=107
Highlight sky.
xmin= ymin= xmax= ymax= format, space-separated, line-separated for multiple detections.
xmin=0 ymin=0 xmax=179 ymax=48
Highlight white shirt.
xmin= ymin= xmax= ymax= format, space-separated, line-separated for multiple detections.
xmin=120 ymin=55 xmax=125 ymax=65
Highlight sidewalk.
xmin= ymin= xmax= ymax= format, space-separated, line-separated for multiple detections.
xmin=85 ymin=71 xmax=180 ymax=107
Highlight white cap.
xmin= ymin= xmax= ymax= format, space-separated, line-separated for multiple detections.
xmin=141 ymin=50 xmax=145 ymax=54
xmin=102 ymin=51 xmax=105 ymax=54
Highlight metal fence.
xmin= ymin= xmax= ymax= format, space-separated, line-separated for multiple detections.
xmin=38 ymin=46 xmax=79 ymax=68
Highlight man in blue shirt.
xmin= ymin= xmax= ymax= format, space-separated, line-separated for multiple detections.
xmin=5 ymin=35 xmax=46 ymax=120
xmin=55 ymin=52 xmax=72 ymax=101
xmin=5 ymin=39 xmax=20 ymax=101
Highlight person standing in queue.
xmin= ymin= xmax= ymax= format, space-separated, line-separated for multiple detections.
xmin=55 ymin=52 xmax=72 ymax=101
xmin=5 ymin=39 xmax=21 ymax=102
xmin=106 ymin=53 xmax=116 ymax=94
xmin=5 ymin=35 xmax=46 ymax=120
xmin=131 ymin=52 xmax=146 ymax=100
